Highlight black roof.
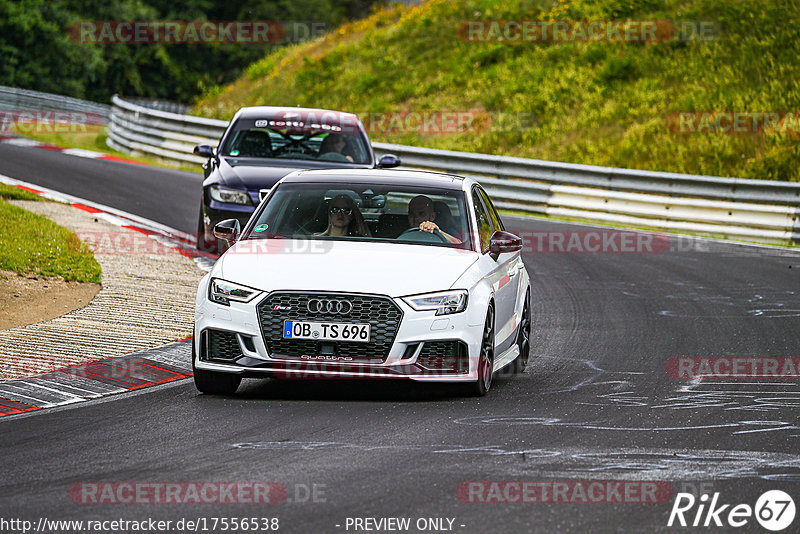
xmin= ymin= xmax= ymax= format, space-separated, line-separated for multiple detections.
xmin=282 ymin=168 xmax=466 ymax=190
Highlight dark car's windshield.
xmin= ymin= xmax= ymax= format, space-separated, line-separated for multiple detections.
xmin=245 ymin=183 xmax=472 ymax=250
xmin=220 ymin=115 xmax=372 ymax=165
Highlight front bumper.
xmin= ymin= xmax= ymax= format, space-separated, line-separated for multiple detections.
xmin=202 ymin=200 xmax=255 ymax=239
xmin=194 ymin=289 xmax=483 ymax=382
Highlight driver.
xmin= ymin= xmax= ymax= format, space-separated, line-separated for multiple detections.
xmin=407 ymin=195 xmax=462 ymax=244
xmin=318 ymin=133 xmax=354 ymax=162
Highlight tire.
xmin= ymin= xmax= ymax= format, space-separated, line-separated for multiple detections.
xmin=192 ymin=334 xmax=242 ymax=395
xmin=466 ymin=305 xmax=495 ymax=397
xmin=196 ymin=207 xmax=212 ymax=251
xmin=512 ymin=291 xmax=531 ymax=374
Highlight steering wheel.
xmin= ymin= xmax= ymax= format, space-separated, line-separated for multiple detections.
xmin=397 ymin=227 xmax=449 ymax=244
xmin=317 ymin=152 xmax=350 ymax=162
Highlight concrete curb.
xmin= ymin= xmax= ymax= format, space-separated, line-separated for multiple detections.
xmin=0 ymin=187 xmax=206 ymax=381
xmin=0 ymin=341 xmax=192 ymax=418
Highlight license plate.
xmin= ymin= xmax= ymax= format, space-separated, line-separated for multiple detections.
xmin=283 ymin=320 xmax=370 ymax=343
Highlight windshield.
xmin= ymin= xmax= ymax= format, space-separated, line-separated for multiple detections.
xmin=220 ymin=115 xmax=371 ymax=165
xmin=245 ymin=183 xmax=472 ymax=250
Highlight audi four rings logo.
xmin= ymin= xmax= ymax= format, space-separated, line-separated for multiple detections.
xmin=306 ymin=299 xmax=353 ymax=315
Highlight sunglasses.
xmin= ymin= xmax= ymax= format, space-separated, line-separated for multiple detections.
xmin=330 ymin=206 xmax=352 ymax=215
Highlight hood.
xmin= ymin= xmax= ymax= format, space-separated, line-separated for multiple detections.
xmin=216 ymin=240 xmax=479 ymax=297
xmin=218 ymin=158 xmax=375 ymax=190
xmin=218 ymin=159 xmax=301 ymax=190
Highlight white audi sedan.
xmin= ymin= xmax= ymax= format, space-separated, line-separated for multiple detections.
xmin=193 ymin=169 xmax=531 ymax=396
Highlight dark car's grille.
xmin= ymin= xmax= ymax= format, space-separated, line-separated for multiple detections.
xmin=416 ymin=341 xmax=469 ymax=374
xmin=257 ymin=292 xmax=403 ymax=362
xmin=201 ymin=330 xmax=242 ymax=361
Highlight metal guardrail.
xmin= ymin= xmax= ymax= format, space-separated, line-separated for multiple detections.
xmin=0 ymin=85 xmax=110 ymax=119
xmin=370 ymin=143 xmax=800 ymax=244
xmin=107 ymin=95 xmax=795 ymax=245
xmin=125 ymin=98 xmax=189 ymax=115
xmin=107 ymin=95 xmax=227 ymax=164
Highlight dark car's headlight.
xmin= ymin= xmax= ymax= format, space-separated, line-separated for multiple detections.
xmin=209 ymin=185 xmax=251 ymax=205
xmin=402 ymin=290 xmax=468 ymax=315
xmin=208 ymin=278 xmax=260 ymax=306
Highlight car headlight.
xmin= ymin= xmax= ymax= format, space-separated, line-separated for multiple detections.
xmin=208 ymin=278 xmax=260 ymax=306
xmin=402 ymin=290 xmax=468 ymax=316
xmin=208 ymin=185 xmax=251 ymax=205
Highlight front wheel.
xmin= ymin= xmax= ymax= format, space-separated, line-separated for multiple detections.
xmin=192 ymin=336 xmax=242 ymax=395
xmin=465 ymin=305 xmax=495 ymax=397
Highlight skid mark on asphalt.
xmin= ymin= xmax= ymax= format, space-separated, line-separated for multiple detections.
xmin=569 ymin=379 xmax=800 ymax=412
xmin=524 ymin=355 xmax=800 ymax=439
xmin=453 ymin=415 xmax=798 ymax=436
xmin=645 ymin=283 xmax=800 ymax=318
xmin=233 ymin=441 xmax=563 ymax=457
xmin=231 ymin=442 xmax=800 ymax=481
xmin=0 ymin=341 xmax=192 ymax=418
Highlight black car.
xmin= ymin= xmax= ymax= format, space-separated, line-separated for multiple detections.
xmin=194 ymin=106 xmax=400 ymax=252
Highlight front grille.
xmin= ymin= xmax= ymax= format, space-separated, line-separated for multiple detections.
xmin=416 ymin=341 xmax=469 ymax=374
xmin=202 ymin=329 xmax=242 ymax=361
xmin=257 ymin=292 xmax=403 ymax=362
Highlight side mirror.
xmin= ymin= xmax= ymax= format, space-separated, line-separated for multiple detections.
xmin=488 ymin=230 xmax=522 ymax=258
xmin=377 ymin=154 xmax=401 ymax=168
xmin=194 ymin=144 xmax=215 ymax=158
xmin=213 ymin=219 xmax=241 ymax=243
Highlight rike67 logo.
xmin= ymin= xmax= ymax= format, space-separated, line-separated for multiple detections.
xmin=668 ymin=490 xmax=795 ymax=531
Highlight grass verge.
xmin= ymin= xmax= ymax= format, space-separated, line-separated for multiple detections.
xmin=0 ymin=188 xmax=102 ymax=284
xmin=0 ymin=183 xmax=43 ymax=202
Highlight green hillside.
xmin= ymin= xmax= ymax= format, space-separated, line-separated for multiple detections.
xmin=194 ymin=0 xmax=800 ymax=181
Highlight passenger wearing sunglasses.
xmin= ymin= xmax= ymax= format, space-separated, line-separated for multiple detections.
xmin=316 ymin=194 xmax=371 ymax=237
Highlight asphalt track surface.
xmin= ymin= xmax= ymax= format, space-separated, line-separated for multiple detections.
xmin=1 ymin=142 xmax=800 ymax=533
